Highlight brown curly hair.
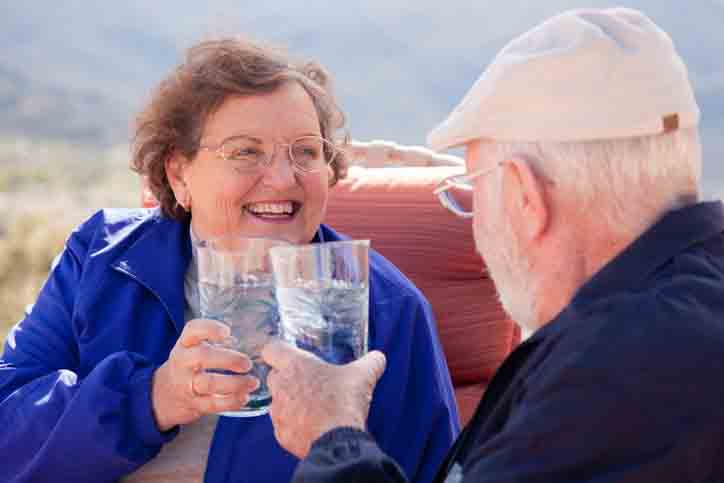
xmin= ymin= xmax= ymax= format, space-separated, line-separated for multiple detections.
xmin=131 ymin=37 xmax=349 ymax=220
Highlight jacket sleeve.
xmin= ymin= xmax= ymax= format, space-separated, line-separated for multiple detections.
xmin=293 ymin=427 xmax=409 ymax=483
xmin=367 ymin=293 xmax=460 ymax=483
xmin=0 ymin=215 xmax=175 ymax=483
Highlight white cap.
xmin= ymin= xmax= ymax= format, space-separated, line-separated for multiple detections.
xmin=427 ymin=8 xmax=700 ymax=150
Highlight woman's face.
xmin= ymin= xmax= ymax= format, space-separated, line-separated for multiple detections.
xmin=167 ymin=82 xmax=330 ymax=244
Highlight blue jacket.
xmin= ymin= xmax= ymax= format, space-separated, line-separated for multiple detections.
xmin=291 ymin=201 xmax=724 ymax=483
xmin=0 ymin=209 xmax=459 ymax=483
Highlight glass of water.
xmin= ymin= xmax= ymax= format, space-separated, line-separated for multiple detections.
xmin=195 ymin=236 xmax=289 ymax=417
xmin=269 ymin=240 xmax=370 ymax=364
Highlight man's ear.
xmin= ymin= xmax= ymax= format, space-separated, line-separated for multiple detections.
xmin=165 ymin=152 xmax=191 ymax=209
xmin=501 ymin=155 xmax=550 ymax=241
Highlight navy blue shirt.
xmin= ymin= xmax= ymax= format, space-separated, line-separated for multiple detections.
xmin=294 ymin=201 xmax=724 ymax=483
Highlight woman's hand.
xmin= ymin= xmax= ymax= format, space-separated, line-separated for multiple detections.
xmin=262 ymin=341 xmax=386 ymax=458
xmin=151 ymin=319 xmax=259 ymax=431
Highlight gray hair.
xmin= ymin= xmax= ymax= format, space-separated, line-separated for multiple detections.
xmin=479 ymin=128 xmax=702 ymax=236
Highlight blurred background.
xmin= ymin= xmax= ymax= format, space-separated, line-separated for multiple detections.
xmin=2 ymin=0 xmax=723 ymax=341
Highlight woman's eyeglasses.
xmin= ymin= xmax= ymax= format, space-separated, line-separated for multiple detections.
xmin=199 ymin=135 xmax=339 ymax=174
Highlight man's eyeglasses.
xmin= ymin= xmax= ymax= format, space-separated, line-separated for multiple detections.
xmin=199 ymin=135 xmax=339 ymax=174
xmin=433 ymin=162 xmax=504 ymax=218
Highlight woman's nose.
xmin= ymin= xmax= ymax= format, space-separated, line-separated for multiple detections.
xmin=261 ymin=150 xmax=297 ymax=190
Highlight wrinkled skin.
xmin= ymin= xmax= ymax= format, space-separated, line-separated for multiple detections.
xmin=262 ymin=340 xmax=386 ymax=458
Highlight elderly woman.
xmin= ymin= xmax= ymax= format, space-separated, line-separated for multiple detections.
xmin=0 ymin=39 xmax=458 ymax=482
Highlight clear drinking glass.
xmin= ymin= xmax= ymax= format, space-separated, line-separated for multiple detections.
xmin=195 ymin=236 xmax=289 ymax=417
xmin=269 ymin=240 xmax=370 ymax=364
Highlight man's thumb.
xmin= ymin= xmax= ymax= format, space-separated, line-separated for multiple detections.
xmin=350 ymin=350 xmax=386 ymax=385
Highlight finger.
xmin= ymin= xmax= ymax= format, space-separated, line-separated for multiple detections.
xmin=179 ymin=319 xmax=231 ymax=348
xmin=349 ymin=350 xmax=387 ymax=386
xmin=187 ymin=343 xmax=253 ymax=373
xmin=193 ymin=372 xmax=260 ymax=396
xmin=193 ymin=392 xmax=249 ymax=414
xmin=262 ymin=340 xmax=319 ymax=370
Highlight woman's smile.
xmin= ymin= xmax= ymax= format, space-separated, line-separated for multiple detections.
xmin=243 ymin=200 xmax=302 ymax=223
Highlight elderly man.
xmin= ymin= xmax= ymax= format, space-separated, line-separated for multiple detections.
xmin=262 ymin=7 xmax=724 ymax=483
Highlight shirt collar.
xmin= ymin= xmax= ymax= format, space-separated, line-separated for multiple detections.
xmin=531 ymin=200 xmax=724 ymax=342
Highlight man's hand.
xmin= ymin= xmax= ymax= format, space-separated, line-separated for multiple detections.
xmin=262 ymin=341 xmax=386 ymax=459
xmin=151 ymin=319 xmax=259 ymax=431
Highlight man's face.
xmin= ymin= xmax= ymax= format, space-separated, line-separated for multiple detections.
xmin=466 ymin=140 xmax=538 ymax=330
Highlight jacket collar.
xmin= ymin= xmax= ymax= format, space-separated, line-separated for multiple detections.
xmin=532 ymin=201 xmax=724 ymax=342
xmin=110 ymin=212 xmax=192 ymax=333
xmin=574 ymin=200 xmax=724 ymax=305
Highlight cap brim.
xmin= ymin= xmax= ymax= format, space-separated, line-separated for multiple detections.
xmin=427 ymin=108 xmax=482 ymax=152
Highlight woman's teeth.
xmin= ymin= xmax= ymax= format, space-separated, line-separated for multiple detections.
xmin=245 ymin=201 xmax=296 ymax=217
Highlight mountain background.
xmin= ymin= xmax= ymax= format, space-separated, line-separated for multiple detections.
xmin=1 ymin=0 xmax=723 ymax=192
